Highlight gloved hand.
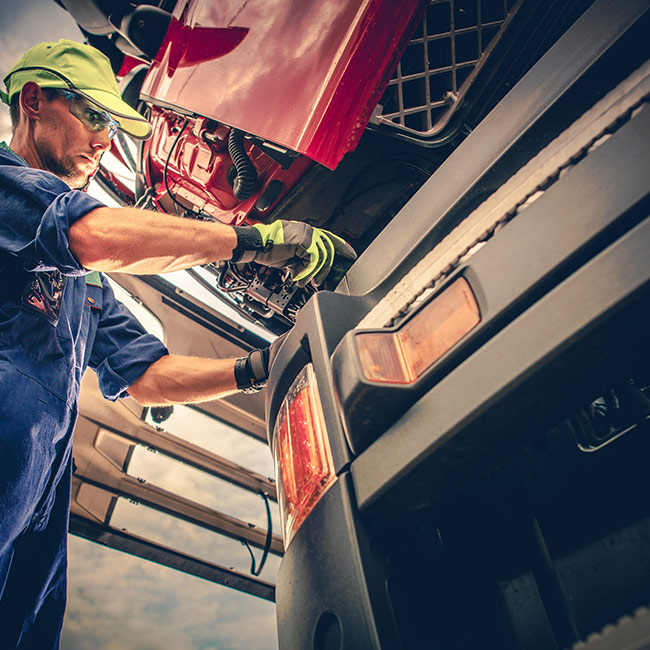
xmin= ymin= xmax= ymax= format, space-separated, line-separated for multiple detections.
xmin=232 ymin=220 xmax=357 ymax=287
xmin=234 ymin=333 xmax=287 ymax=393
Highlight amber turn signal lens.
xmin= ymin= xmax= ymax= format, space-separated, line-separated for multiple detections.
xmin=273 ymin=364 xmax=336 ymax=547
xmin=356 ymin=277 xmax=480 ymax=383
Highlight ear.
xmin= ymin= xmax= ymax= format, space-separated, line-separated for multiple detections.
xmin=19 ymin=81 xmax=45 ymax=123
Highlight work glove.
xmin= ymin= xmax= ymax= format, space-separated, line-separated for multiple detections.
xmin=232 ymin=220 xmax=357 ymax=287
xmin=234 ymin=334 xmax=287 ymax=394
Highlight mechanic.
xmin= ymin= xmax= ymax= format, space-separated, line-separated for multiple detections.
xmin=0 ymin=39 xmax=355 ymax=649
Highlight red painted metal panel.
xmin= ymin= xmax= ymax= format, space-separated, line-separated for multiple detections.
xmin=141 ymin=0 xmax=427 ymax=169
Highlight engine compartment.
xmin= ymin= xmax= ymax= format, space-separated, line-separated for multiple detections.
xmin=81 ymin=0 xmax=594 ymax=335
xmin=139 ymin=116 xmax=440 ymax=331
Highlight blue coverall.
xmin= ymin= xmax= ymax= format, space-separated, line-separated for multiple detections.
xmin=0 ymin=144 xmax=169 ymax=649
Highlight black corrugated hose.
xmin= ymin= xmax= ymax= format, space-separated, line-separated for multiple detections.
xmin=228 ymin=128 xmax=258 ymax=200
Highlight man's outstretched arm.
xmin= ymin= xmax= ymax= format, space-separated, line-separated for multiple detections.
xmin=69 ymin=206 xmax=238 ymax=274
xmin=69 ymin=207 xmax=357 ymax=284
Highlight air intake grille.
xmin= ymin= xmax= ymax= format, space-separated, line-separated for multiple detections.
xmin=373 ymin=0 xmax=521 ymax=141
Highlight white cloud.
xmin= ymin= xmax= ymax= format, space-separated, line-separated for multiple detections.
xmin=110 ymin=497 xmax=281 ymax=578
xmin=127 ymin=446 xmax=281 ymax=532
xmin=63 ymin=408 xmax=282 ymax=650
xmin=0 ymin=0 xmax=83 ymax=70
xmin=0 ymin=0 xmax=83 ymax=142
xmin=144 ymin=404 xmax=276 ymax=478
xmin=63 ymin=537 xmax=279 ymax=650
xmin=62 ymin=432 xmax=282 ymax=650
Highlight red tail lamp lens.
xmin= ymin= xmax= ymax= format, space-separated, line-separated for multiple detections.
xmin=273 ymin=364 xmax=336 ymax=546
xmin=356 ymin=277 xmax=480 ymax=383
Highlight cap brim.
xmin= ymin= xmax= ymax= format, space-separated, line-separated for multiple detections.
xmin=78 ymin=88 xmax=152 ymax=139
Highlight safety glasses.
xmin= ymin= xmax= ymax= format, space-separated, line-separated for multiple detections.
xmin=5 ymin=66 xmax=124 ymax=140
xmin=55 ymin=89 xmax=121 ymax=140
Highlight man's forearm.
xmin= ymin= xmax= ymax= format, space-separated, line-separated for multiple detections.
xmin=127 ymin=354 xmax=240 ymax=406
xmin=69 ymin=207 xmax=238 ymax=274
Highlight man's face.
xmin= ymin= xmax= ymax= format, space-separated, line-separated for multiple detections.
xmin=34 ymin=90 xmax=112 ymax=189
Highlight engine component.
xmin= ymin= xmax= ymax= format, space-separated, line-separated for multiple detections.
xmin=228 ymin=129 xmax=258 ymax=201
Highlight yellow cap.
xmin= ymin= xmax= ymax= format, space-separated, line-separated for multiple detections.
xmin=2 ymin=39 xmax=151 ymax=139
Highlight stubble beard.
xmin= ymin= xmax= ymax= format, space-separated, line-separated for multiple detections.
xmin=40 ymin=145 xmax=91 ymax=190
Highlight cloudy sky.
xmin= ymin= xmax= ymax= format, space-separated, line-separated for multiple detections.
xmin=0 ymin=0 xmax=86 ymax=141
xmin=64 ymin=406 xmax=281 ymax=650
xmin=0 ymin=2 xmax=280 ymax=648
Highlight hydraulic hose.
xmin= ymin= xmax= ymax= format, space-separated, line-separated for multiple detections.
xmin=228 ymin=128 xmax=258 ymax=200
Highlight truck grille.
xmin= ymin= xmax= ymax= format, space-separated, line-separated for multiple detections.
xmin=372 ymin=0 xmax=521 ymax=141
